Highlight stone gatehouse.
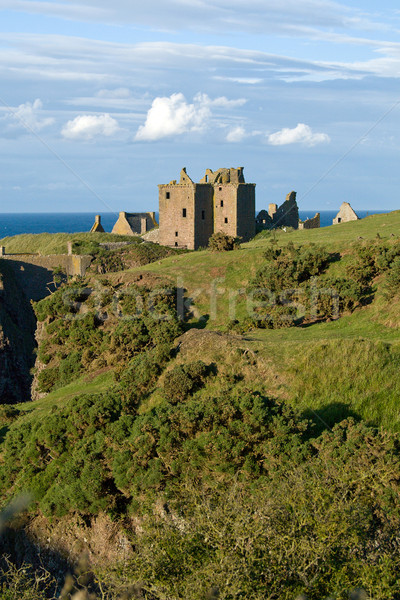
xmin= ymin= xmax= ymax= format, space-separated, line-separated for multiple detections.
xmin=158 ymin=167 xmax=255 ymax=250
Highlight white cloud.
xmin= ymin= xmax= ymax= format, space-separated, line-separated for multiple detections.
xmin=135 ymin=93 xmax=209 ymax=141
xmin=61 ymin=113 xmax=121 ymax=140
xmin=95 ymin=88 xmax=131 ymax=99
xmin=1 ymin=0 xmax=387 ymax=41
xmin=11 ymin=98 xmax=54 ymax=131
xmin=208 ymin=96 xmax=247 ymax=108
xmin=267 ymin=123 xmax=330 ymax=146
xmin=135 ymin=92 xmax=244 ymax=141
xmin=226 ymin=126 xmax=246 ymax=142
xmin=214 ymin=76 xmax=263 ymax=85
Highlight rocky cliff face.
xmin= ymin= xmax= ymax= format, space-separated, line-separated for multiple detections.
xmin=0 ymin=262 xmax=37 ymax=404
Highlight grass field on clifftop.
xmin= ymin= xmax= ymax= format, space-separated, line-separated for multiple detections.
xmin=5 ymin=210 xmax=400 ymax=433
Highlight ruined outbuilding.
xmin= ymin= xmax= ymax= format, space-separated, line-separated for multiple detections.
xmin=158 ymin=167 xmax=255 ymax=250
xmin=256 ymin=191 xmax=300 ymax=230
xmin=333 ymin=202 xmax=359 ymax=225
xmin=112 ymin=212 xmax=157 ymax=236
xmin=299 ymin=213 xmax=320 ymax=230
xmin=90 ymin=215 xmax=105 ymax=233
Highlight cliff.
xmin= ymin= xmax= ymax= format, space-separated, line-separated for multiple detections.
xmin=0 ymin=261 xmax=37 ymax=404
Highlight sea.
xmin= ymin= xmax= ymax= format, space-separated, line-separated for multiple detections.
xmin=0 ymin=210 xmax=389 ymax=238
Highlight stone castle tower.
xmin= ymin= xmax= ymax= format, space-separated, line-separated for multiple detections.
xmin=158 ymin=167 xmax=255 ymax=250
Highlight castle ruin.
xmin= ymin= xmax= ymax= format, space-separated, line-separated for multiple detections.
xmin=299 ymin=213 xmax=320 ymax=230
xmin=158 ymin=167 xmax=255 ymax=250
xmin=112 ymin=212 xmax=157 ymax=236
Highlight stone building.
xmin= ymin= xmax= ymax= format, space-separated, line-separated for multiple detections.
xmin=256 ymin=191 xmax=300 ymax=230
xmin=299 ymin=213 xmax=320 ymax=230
xmin=333 ymin=202 xmax=359 ymax=225
xmin=158 ymin=167 xmax=255 ymax=250
xmin=90 ymin=215 xmax=105 ymax=233
xmin=112 ymin=211 xmax=157 ymax=236
xmin=255 ymin=209 xmax=272 ymax=229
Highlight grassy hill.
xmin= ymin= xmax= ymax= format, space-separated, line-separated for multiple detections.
xmin=2 ymin=211 xmax=400 ymax=599
xmin=0 ymin=231 xmax=138 ymax=255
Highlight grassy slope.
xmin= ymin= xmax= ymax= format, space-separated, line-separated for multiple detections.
xmin=108 ymin=210 xmax=400 ymax=430
xmin=0 ymin=232 xmax=138 ymax=255
xmin=5 ymin=211 xmax=400 ymax=433
xmin=109 ymin=210 xmax=400 ymax=331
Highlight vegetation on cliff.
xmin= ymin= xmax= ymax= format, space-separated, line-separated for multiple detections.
xmin=2 ymin=212 xmax=400 ymax=598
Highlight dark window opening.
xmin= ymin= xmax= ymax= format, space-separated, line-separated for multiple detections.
xmin=201 ymin=210 xmax=205 ymax=220
xmin=166 ymin=191 xmax=170 ymax=199
xmin=175 ymin=231 xmax=178 ymax=237
xmin=219 ymin=186 xmax=222 ymax=191
xmin=182 ymin=208 xmax=187 ymax=218
xmin=175 ymin=242 xmax=178 ymax=247
xmin=224 ymin=217 xmax=228 ymax=224
xmin=220 ymin=200 xmax=224 ymax=207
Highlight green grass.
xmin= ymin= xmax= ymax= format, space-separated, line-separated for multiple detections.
xmin=17 ymin=370 xmax=114 ymax=421
xmin=110 ymin=210 xmax=400 ymax=330
xmin=7 ymin=211 xmax=400 ymax=434
xmin=0 ymin=232 xmax=138 ymax=255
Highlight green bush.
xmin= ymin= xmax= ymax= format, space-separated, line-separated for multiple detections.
xmin=208 ymin=232 xmax=241 ymax=251
xmin=163 ymin=361 xmax=210 ymax=403
xmin=384 ymin=256 xmax=400 ymax=299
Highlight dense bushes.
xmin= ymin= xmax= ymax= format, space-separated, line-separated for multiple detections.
xmin=120 ymin=419 xmax=400 ymax=600
xmin=243 ymin=239 xmax=400 ymax=329
xmin=208 ymin=232 xmax=241 ymax=251
xmin=33 ymin=281 xmax=183 ymax=393
xmin=247 ymin=243 xmax=333 ymax=327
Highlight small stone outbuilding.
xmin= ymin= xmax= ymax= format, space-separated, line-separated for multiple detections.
xmin=112 ymin=212 xmax=157 ymax=236
xmin=90 ymin=215 xmax=105 ymax=233
xmin=333 ymin=202 xmax=359 ymax=225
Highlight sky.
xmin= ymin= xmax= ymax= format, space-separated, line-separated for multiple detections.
xmin=0 ymin=1 xmax=400 ymax=213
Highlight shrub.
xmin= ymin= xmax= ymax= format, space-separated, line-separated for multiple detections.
xmin=163 ymin=361 xmax=210 ymax=403
xmin=384 ymin=256 xmax=400 ymax=299
xmin=208 ymin=232 xmax=241 ymax=251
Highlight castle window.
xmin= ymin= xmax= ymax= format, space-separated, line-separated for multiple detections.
xmin=182 ymin=208 xmax=187 ymax=218
xmin=219 ymin=187 xmax=222 ymax=191
xmin=175 ymin=231 xmax=178 ymax=237
xmin=220 ymin=200 xmax=223 ymax=207
xmin=201 ymin=210 xmax=205 ymax=220
xmin=175 ymin=242 xmax=178 ymax=247
xmin=224 ymin=217 xmax=228 ymax=224
xmin=166 ymin=191 xmax=170 ymax=199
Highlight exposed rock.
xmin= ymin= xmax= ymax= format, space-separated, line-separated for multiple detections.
xmin=0 ymin=262 xmax=37 ymax=404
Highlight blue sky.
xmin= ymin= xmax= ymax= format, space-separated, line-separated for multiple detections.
xmin=0 ymin=1 xmax=400 ymax=213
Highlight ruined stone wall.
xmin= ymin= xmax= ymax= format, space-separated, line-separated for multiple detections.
xmin=213 ymin=184 xmax=238 ymax=239
xmin=194 ymin=185 xmax=214 ymax=249
xmin=298 ymin=213 xmax=320 ymax=230
xmin=159 ymin=183 xmax=196 ymax=249
xmin=141 ymin=228 xmax=160 ymax=243
xmin=236 ymin=184 xmax=256 ymax=241
xmin=0 ymin=254 xmax=92 ymax=301
xmin=272 ymin=191 xmax=299 ymax=229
